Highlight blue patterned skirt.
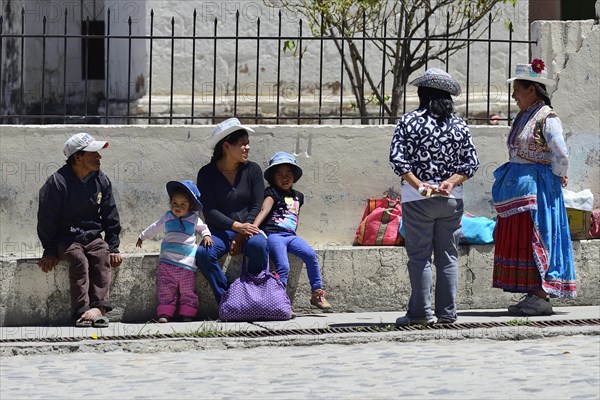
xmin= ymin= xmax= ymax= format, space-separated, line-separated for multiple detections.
xmin=492 ymin=162 xmax=576 ymax=298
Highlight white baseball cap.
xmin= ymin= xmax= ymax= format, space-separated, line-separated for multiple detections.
xmin=63 ymin=133 xmax=109 ymax=157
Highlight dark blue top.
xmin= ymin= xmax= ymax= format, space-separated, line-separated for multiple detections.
xmin=196 ymin=161 xmax=264 ymax=231
xmin=37 ymin=165 xmax=121 ymax=257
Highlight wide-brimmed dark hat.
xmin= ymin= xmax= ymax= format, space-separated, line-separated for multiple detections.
xmin=264 ymin=151 xmax=303 ymax=183
xmin=166 ymin=180 xmax=203 ymax=212
xmin=410 ymin=67 xmax=461 ymax=96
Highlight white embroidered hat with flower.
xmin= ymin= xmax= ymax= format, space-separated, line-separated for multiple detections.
xmin=507 ymin=59 xmax=555 ymax=87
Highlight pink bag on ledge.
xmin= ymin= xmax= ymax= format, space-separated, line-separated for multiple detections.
xmin=354 ymin=196 xmax=404 ymax=246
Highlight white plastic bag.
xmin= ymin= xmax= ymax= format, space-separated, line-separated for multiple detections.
xmin=562 ymin=189 xmax=594 ymax=211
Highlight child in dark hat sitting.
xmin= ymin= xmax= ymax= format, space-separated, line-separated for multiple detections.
xmin=254 ymin=152 xmax=331 ymax=310
xmin=136 ymin=180 xmax=213 ymax=322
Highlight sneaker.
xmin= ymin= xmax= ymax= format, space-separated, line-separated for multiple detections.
xmin=436 ymin=317 xmax=456 ymax=325
xmin=158 ymin=315 xmax=171 ymax=323
xmin=395 ymin=315 xmax=435 ymax=327
xmin=519 ymin=295 xmax=553 ymax=316
xmin=310 ymin=289 xmax=332 ymax=310
xmin=508 ymin=294 xmax=533 ymax=314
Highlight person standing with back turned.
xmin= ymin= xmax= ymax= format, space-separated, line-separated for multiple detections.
xmin=390 ymin=68 xmax=480 ymax=326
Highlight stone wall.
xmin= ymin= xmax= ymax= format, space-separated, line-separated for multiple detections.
xmin=1 ymin=242 xmax=598 ymax=326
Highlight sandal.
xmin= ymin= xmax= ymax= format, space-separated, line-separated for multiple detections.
xmin=75 ymin=317 xmax=93 ymax=327
xmin=92 ymin=315 xmax=110 ymax=328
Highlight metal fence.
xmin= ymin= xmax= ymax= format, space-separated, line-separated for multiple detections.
xmin=0 ymin=6 xmax=534 ymax=125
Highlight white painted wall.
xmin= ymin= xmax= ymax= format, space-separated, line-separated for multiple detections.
xmin=1 ymin=0 xmax=529 ymax=118
xmin=1 ymin=122 xmax=598 ymax=258
xmin=0 ymin=0 xmax=147 ymax=109
xmin=139 ymin=0 xmax=529 ymax=117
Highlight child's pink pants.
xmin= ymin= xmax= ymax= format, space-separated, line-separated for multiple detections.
xmin=157 ymin=262 xmax=198 ymax=319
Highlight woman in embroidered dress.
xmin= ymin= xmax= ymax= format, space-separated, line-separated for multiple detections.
xmin=492 ymin=59 xmax=576 ymax=316
xmin=389 ymin=68 xmax=480 ymax=326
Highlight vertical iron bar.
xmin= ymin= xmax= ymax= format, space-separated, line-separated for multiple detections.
xmin=105 ymin=8 xmax=110 ymax=124
xmin=41 ymin=16 xmax=46 ymax=123
xmin=20 ymin=8 xmax=24 ymax=123
xmin=402 ymin=10 xmax=408 ymax=115
xmin=486 ymin=13 xmax=492 ymax=122
xmin=127 ymin=16 xmax=132 ymax=124
xmin=318 ymin=12 xmax=324 ymax=124
xmin=84 ymin=16 xmax=89 ymax=120
xmin=0 ymin=15 xmax=2 ymax=113
xmin=445 ymin=12 xmax=449 ymax=71
xmin=380 ymin=18 xmax=387 ymax=124
xmin=0 ymin=16 xmax=3 ymax=115
xmin=361 ymin=11 xmax=366 ymax=124
xmin=508 ymin=22 xmax=513 ymax=126
xmin=212 ymin=17 xmax=217 ymax=120
xmin=234 ymin=10 xmax=239 ymax=115
xmin=425 ymin=17 xmax=429 ymax=70
xmin=255 ymin=17 xmax=260 ymax=122
xmin=191 ymin=9 xmax=196 ymax=123
xmin=169 ymin=17 xmax=174 ymax=124
xmin=297 ymin=19 xmax=302 ymax=124
xmin=339 ymin=20 xmax=345 ymax=124
xmin=276 ymin=10 xmax=282 ymax=124
xmin=465 ymin=19 xmax=471 ymax=122
xmin=63 ymin=9 xmax=68 ymax=123
xmin=148 ymin=9 xmax=154 ymax=123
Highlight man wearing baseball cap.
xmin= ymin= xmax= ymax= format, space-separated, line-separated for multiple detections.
xmin=37 ymin=133 xmax=122 ymax=328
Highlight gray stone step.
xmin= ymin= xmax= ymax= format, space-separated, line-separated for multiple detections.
xmin=1 ymin=241 xmax=598 ymax=327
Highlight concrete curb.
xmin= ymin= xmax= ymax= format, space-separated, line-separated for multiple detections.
xmin=2 ymin=325 xmax=599 ymax=357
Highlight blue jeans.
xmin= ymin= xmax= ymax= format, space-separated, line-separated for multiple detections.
xmin=402 ymin=197 xmax=463 ymax=322
xmin=195 ymin=230 xmax=268 ymax=303
xmin=267 ymin=232 xmax=322 ymax=291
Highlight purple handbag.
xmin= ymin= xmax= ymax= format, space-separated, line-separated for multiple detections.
xmin=218 ymin=254 xmax=292 ymax=322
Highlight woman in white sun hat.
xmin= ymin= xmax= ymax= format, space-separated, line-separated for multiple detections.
xmin=492 ymin=59 xmax=576 ymax=316
xmin=195 ymin=118 xmax=269 ymax=304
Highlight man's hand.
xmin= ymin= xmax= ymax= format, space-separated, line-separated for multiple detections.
xmin=110 ymin=253 xmax=123 ymax=268
xmin=38 ymin=256 xmax=59 ymax=273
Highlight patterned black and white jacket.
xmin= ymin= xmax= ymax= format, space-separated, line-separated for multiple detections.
xmin=389 ymin=108 xmax=480 ymax=201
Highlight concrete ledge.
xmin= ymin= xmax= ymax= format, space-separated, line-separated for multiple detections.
xmin=1 ymin=241 xmax=598 ymax=327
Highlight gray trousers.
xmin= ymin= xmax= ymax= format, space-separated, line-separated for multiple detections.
xmin=402 ymin=197 xmax=463 ymax=321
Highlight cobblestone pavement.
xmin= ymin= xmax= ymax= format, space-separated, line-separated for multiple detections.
xmin=1 ymin=334 xmax=598 ymax=399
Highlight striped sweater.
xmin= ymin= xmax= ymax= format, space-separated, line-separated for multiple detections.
xmin=139 ymin=211 xmax=211 ymax=272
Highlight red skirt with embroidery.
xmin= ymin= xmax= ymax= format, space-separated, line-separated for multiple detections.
xmin=492 ymin=212 xmax=542 ymax=292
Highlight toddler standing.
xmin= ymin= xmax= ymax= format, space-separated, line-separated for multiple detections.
xmin=136 ymin=180 xmax=213 ymax=322
xmin=254 ymin=152 xmax=331 ymax=310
